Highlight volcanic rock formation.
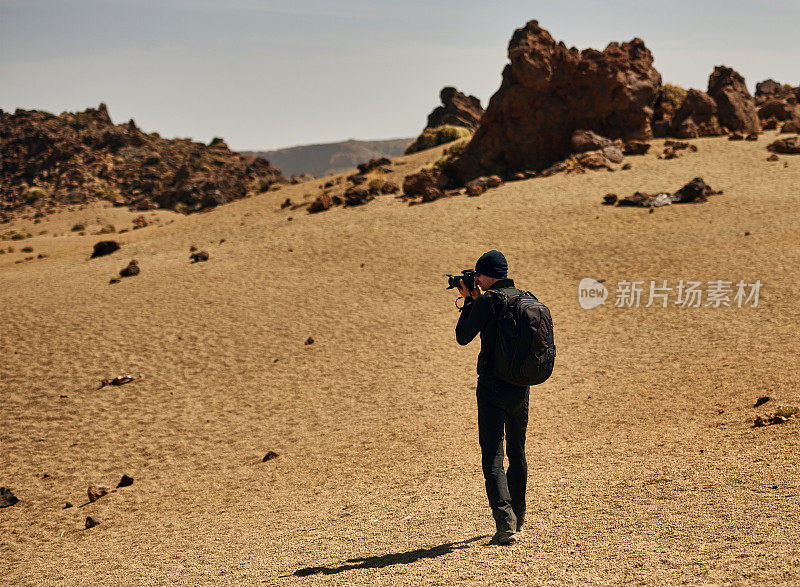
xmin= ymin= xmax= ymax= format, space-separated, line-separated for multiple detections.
xmin=0 ymin=104 xmax=283 ymax=221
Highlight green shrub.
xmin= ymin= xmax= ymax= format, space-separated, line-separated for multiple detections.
xmin=404 ymin=125 xmax=473 ymax=155
xmin=661 ymin=83 xmax=687 ymax=111
xmin=775 ymin=406 xmax=799 ymax=419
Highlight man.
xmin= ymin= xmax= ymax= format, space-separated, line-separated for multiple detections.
xmin=455 ymin=250 xmax=529 ymax=546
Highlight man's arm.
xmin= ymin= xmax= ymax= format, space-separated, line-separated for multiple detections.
xmin=455 ymin=293 xmax=492 ymax=345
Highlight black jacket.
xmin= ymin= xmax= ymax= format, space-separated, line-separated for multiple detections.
xmin=455 ymin=277 xmax=526 ymax=382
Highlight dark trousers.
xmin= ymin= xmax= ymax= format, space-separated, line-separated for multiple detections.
xmin=476 ymin=374 xmax=530 ymax=533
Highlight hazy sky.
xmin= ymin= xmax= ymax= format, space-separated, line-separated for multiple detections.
xmin=2 ymin=1 xmax=798 ymax=151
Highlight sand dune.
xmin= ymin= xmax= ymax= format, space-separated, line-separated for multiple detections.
xmin=1 ymin=133 xmax=799 ymax=584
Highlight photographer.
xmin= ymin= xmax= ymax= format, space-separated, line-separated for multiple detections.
xmin=455 ymin=250 xmax=530 ymax=546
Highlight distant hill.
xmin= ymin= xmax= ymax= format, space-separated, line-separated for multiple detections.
xmin=243 ymin=137 xmax=413 ymax=177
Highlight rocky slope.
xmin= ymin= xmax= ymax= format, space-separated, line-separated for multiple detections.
xmin=0 ymin=104 xmax=283 ymax=222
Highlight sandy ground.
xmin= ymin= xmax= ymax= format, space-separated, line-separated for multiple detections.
xmin=1 ymin=132 xmax=799 ymax=585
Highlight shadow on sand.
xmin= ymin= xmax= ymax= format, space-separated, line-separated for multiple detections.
xmin=289 ymin=534 xmax=489 ymax=577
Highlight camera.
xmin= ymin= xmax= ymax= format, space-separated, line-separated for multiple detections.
xmin=446 ymin=269 xmax=476 ymax=291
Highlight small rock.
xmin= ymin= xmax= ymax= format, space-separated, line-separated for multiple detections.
xmin=602 ymin=193 xmax=618 ymax=205
xmin=754 ymin=396 xmax=771 ymax=408
xmin=87 ymin=485 xmax=110 ymax=503
xmin=263 ymin=451 xmax=279 ymax=462
xmin=0 ymin=487 xmax=19 ymax=508
xmin=621 ymin=163 xmax=632 ymax=170
xmin=745 ymin=132 xmax=759 ymax=141
xmin=91 ymin=240 xmax=120 ymax=258
xmin=116 ymin=475 xmax=134 ymax=488
xmin=767 ymin=154 xmax=779 ymax=162
xmin=744 ymin=231 xmax=751 ymax=236
xmin=119 ymin=260 xmax=139 ymax=277
xmin=305 ymin=336 xmax=314 ymax=345
xmin=280 ymin=198 xmax=293 ymax=209
xmin=190 ymin=251 xmax=209 ymax=263
xmin=85 ymin=516 xmax=101 ymax=529
xmin=109 ymin=278 xmax=121 ymax=284
xmin=64 ymin=502 xmax=73 ymax=509
xmin=189 ymin=245 xmax=198 ymax=252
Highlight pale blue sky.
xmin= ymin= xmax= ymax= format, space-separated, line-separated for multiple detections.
xmin=2 ymin=1 xmax=798 ymax=151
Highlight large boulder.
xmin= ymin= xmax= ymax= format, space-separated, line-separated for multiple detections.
xmin=426 ymin=87 xmax=484 ymax=131
xmin=443 ymin=20 xmax=661 ymax=183
xmin=707 ymin=66 xmax=761 ymax=134
xmin=670 ymin=89 xmax=724 ymax=138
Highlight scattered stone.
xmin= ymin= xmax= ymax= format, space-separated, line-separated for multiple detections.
xmin=98 ymin=375 xmax=135 ymax=389
xmin=767 ymin=154 xmax=780 ymax=162
xmin=729 ymin=131 xmax=744 ymax=141
xmin=63 ymin=502 xmax=73 ymax=509
xmin=189 ymin=245 xmax=197 ymax=252
xmin=87 ymin=485 xmax=110 ymax=503
xmin=109 ymin=278 xmax=121 ymax=284
xmin=305 ymin=336 xmax=314 ymax=345
xmin=754 ymin=396 xmax=771 ymax=408
xmin=307 ymin=193 xmax=333 ymax=213
xmin=767 ymin=137 xmax=800 ymax=155
xmin=608 ymin=177 xmax=720 ymax=208
xmin=621 ymin=163 xmax=632 ymax=170
xmin=763 ymin=118 xmax=779 ymax=130
xmin=745 ymin=132 xmax=759 ymax=141
xmin=402 ymin=168 xmax=448 ymax=203
xmin=780 ymin=120 xmax=800 ymax=134
xmin=356 ymin=157 xmax=391 ymax=175
xmin=189 ymin=250 xmax=209 ymax=263
xmin=119 ymin=259 xmax=139 ymax=277
xmin=91 ymin=240 xmax=120 ymax=258
xmin=744 ymin=231 xmax=750 ymax=236
xmin=116 ymin=475 xmax=134 ymax=488
xmin=131 ymin=215 xmax=148 ymax=229
xmin=262 ymin=451 xmax=279 ymax=462
xmin=85 ymin=516 xmax=100 ymax=529
xmin=0 ymin=487 xmax=19 ymax=508
xmin=602 ymin=194 xmax=618 ymax=205
xmin=465 ymin=175 xmax=503 ymax=196
xmin=623 ymin=141 xmax=650 ymax=156
xmin=571 ymin=130 xmax=612 ymax=153
xmin=347 ymin=174 xmax=368 ymax=186
xmin=343 ymin=187 xmax=374 ymax=207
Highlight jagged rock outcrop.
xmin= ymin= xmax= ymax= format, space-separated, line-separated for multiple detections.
xmin=754 ymin=79 xmax=800 ymax=126
xmin=442 ymin=20 xmax=661 ymax=183
xmin=707 ymin=66 xmax=761 ymax=134
xmin=426 ymin=87 xmax=484 ymax=131
xmin=0 ymin=104 xmax=283 ymax=221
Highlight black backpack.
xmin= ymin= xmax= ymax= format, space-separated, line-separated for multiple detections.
xmin=488 ymin=288 xmax=556 ymax=386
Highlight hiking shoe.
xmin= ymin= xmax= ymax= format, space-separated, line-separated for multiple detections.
xmin=492 ymin=530 xmax=518 ymax=545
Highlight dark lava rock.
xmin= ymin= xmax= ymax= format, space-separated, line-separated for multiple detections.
xmin=767 ymin=137 xmax=800 ymax=155
xmin=754 ymin=396 xmax=772 ymax=408
xmin=85 ymin=516 xmax=101 ymax=529
xmin=263 ymin=451 xmax=279 ymax=462
xmin=91 ymin=240 xmax=120 ymax=258
xmin=426 ymin=86 xmax=485 ymax=132
xmin=87 ymin=484 xmax=110 ymax=503
xmin=119 ymin=260 xmax=139 ymax=277
xmin=116 ymin=475 xmax=134 ymax=488
xmin=707 ymin=66 xmax=761 ymax=134
xmin=305 ymin=336 xmax=314 ymax=345
xmin=443 ymin=20 xmax=661 ymax=183
xmin=0 ymin=487 xmax=19 ymax=508
xmin=308 ymin=193 xmax=333 ymax=213
xmin=190 ymin=251 xmax=209 ymax=263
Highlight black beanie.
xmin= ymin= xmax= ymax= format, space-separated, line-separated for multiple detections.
xmin=475 ymin=250 xmax=508 ymax=279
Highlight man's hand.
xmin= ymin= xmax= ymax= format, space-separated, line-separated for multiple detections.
xmin=456 ymin=278 xmax=481 ymax=300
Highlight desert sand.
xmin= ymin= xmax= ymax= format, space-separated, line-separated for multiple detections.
xmin=1 ymin=133 xmax=798 ymax=585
